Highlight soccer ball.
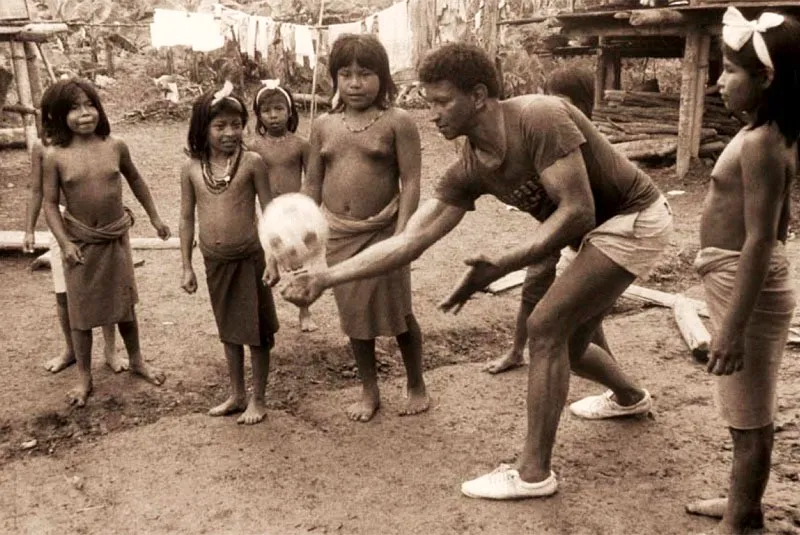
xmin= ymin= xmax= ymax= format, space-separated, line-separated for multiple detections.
xmin=258 ymin=193 xmax=328 ymax=271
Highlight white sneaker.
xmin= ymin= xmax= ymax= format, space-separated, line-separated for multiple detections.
xmin=569 ymin=389 xmax=652 ymax=420
xmin=461 ymin=464 xmax=558 ymax=500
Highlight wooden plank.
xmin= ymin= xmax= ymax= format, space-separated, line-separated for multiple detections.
xmin=629 ymin=9 xmax=687 ymax=26
xmin=0 ymin=231 xmax=183 ymax=251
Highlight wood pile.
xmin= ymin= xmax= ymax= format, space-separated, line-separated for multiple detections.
xmin=593 ymin=89 xmax=741 ymax=162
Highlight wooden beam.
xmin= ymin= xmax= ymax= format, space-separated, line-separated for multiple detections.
xmin=629 ymin=9 xmax=687 ymax=27
xmin=676 ymin=29 xmax=711 ymax=178
xmin=562 ymin=22 xmax=686 ymax=38
xmin=9 ymin=41 xmax=37 ymax=154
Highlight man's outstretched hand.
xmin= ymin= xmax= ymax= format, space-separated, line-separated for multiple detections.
xmin=438 ymin=255 xmax=504 ymax=314
xmin=281 ymin=270 xmax=326 ymax=307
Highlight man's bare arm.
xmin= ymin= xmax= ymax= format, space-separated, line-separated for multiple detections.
xmin=495 ymin=149 xmax=595 ymax=273
xmin=322 ymin=198 xmax=466 ymax=288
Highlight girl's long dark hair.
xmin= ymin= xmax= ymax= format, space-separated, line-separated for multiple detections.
xmin=329 ymin=33 xmax=396 ymax=111
xmin=186 ymin=90 xmax=248 ymax=160
xmin=40 ymin=78 xmax=110 ymax=147
xmin=723 ymin=11 xmax=800 ymax=145
xmin=253 ymin=86 xmax=299 ymax=135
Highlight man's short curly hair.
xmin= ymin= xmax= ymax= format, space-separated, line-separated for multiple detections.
xmin=418 ymin=43 xmax=501 ymax=98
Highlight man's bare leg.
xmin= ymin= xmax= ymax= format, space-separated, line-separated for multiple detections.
xmin=687 ymin=425 xmax=773 ymax=534
xmin=298 ymin=306 xmax=318 ymax=332
xmin=348 ymin=338 xmax=380 ymax=422
xmin=210 ymin=343 xmax=247 ymax=416
xmin=397 ymin=314 xmax=429 ymax=416
xmin=516 ymin=245 xmax=636 ymax=484
xmin=485 ymin=300 xmax=534 ymax=374
xmin=118 ymin=316 xmax=166 ymax=386
xmin=568 ymin=322 xmax=646 ymax=407
xmin=68 ymin=328 xmax=93 ymax=407
xmin=45 ymin=293 xmax=76 ymax=373
xmin=238 ymin=345 xmax=269 ymax=424
xmin=102 ymin=324 xmax=128 ymax=372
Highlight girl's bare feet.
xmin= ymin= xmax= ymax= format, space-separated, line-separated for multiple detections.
xmin=346 ymin=389 xmax=380 ymax=422
xmin=130 ymin=362 xmax=166 ymax=386
xmin=209 ymin=396 xmax=247 ymax=416
xmin=399 ymin=386 xmax=430 ymax=416
xmin=237 ymin=398 xmax=267 ymax=424
xmin=483 ymin=351 xmax=525 ymax=374
xmin=45 ymin=352 xmax=76 ymax=373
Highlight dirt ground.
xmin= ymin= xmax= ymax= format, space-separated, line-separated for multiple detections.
xmin=1 ymin=100 xmax=800 ymax=535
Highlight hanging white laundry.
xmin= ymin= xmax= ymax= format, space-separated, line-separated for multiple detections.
xmin=377 ymin=2 xmax=413 ymax=72
xmin=189 ymin=12 xmax=225 ymax=52
xmin=246 ymin=15 xmax=258 ymax=57
xmin=327 ymin=21 xmax=361 ymax=46
xmin=150 ymin=9 xmax=192 ymax=48
xmin=256 ymin=16 xmax=273 ymax=59
xmin=294 ymin=24 xmax=316 ymax=68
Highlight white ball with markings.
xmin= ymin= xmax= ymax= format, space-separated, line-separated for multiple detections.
xmin=259 ymin=193 xmax=328 ymax=271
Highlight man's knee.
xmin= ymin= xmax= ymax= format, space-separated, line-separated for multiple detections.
xmin=526 ymin=311 xmax=563 ymax=356
xmin=55 ymin=292 xmax=67 ymax=307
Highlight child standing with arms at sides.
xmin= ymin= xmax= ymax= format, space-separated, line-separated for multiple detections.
xmin=301 ymin=33 xmax=427 ymax=422
xmin=180 ymin=83 xmax=280 ymax=425
xmin=23 ymin=84 xmax=119 ymax=375
xmin=685 ymin=8 xmax=800 ymax=534
xmin=41 ymin=78 xmax=170 ymax=407
xmin=250 ymin=79 xmax=316 ymax=332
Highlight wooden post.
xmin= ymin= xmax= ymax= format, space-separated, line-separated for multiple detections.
xmin=35 ymin=42 xmax=57 ymax=83
xmin=104 ymin=39 xmax=115 ymax=76
xmin=166 ymin=48 xmax=174 ymax=75
xmin=481 ymin=0 xmax=500 ymax=60
xmin=309 ymin=0 xmax=326 ymax=124
xmin=23 ymin=42 xmax=43 ymax=106
xmin=677 ymin=29 xmax=711 ymax=178
xmin=10 ymin=41 xmax=38 ymax=153
xmin=594 ymin=39 xmax=610 ymax=111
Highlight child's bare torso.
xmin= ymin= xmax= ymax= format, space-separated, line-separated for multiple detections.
xmin=55 ymin=137 xmax=125 ymax=227
xmin=251 ymin=134 xmax=305 ymax=196
xmin=701 ymin=125 xmax=797 ymax=250
xmin=318 ymin=109 xmax=400 ymax=219
xmin=189 ymin=151 xmax=261 ymax=250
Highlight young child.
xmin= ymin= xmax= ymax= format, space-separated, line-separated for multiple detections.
xmin=685 ymin=8 xmax=800 ymax=534
xmin=301 ymin=33 xmax=427 ymax=422
xmin=23 ymin=84 xmax=118 ymax=374
xmin=250 ymin=79 xmax=316 ymax=332
xmin=180 ymin=82 xmax=280 ymax=425
xmin=41 ymin=78 xmax=170 ymax=407
xmin=486 ymin=65 xmax=618 ymax=378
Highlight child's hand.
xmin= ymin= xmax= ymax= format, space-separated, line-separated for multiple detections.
xmin=22 ymin=232 xmax=35 ymax=253
xmin=181 ymin=267 xmax=198 ymax=294
xmin=262 ymin=256 xmax=280 ymax=287
xmin=707 ymin=332 xmax=745 ymax=375
xmin=62 ymin=241 xmax=84 ymax=266
xmin=151 ymin=218 xmax=171 ymax=240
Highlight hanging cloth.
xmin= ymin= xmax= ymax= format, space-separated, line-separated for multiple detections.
xmin=377 ymin=2 xmax=414 ymax=73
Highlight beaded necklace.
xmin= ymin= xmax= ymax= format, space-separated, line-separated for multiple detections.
xmin=202 ymin=146 xmax=243 ymax=194
xmin=341 ymin=108 xmax=385 ymax=133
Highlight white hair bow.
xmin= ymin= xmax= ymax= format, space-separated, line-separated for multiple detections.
xmin=211 ymin=80 xmax=235 ymax=106
xmin=256 ymin=79 xmax=293 ymax=114
xmin=722 ymin=6 xmax=784 ymax=70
